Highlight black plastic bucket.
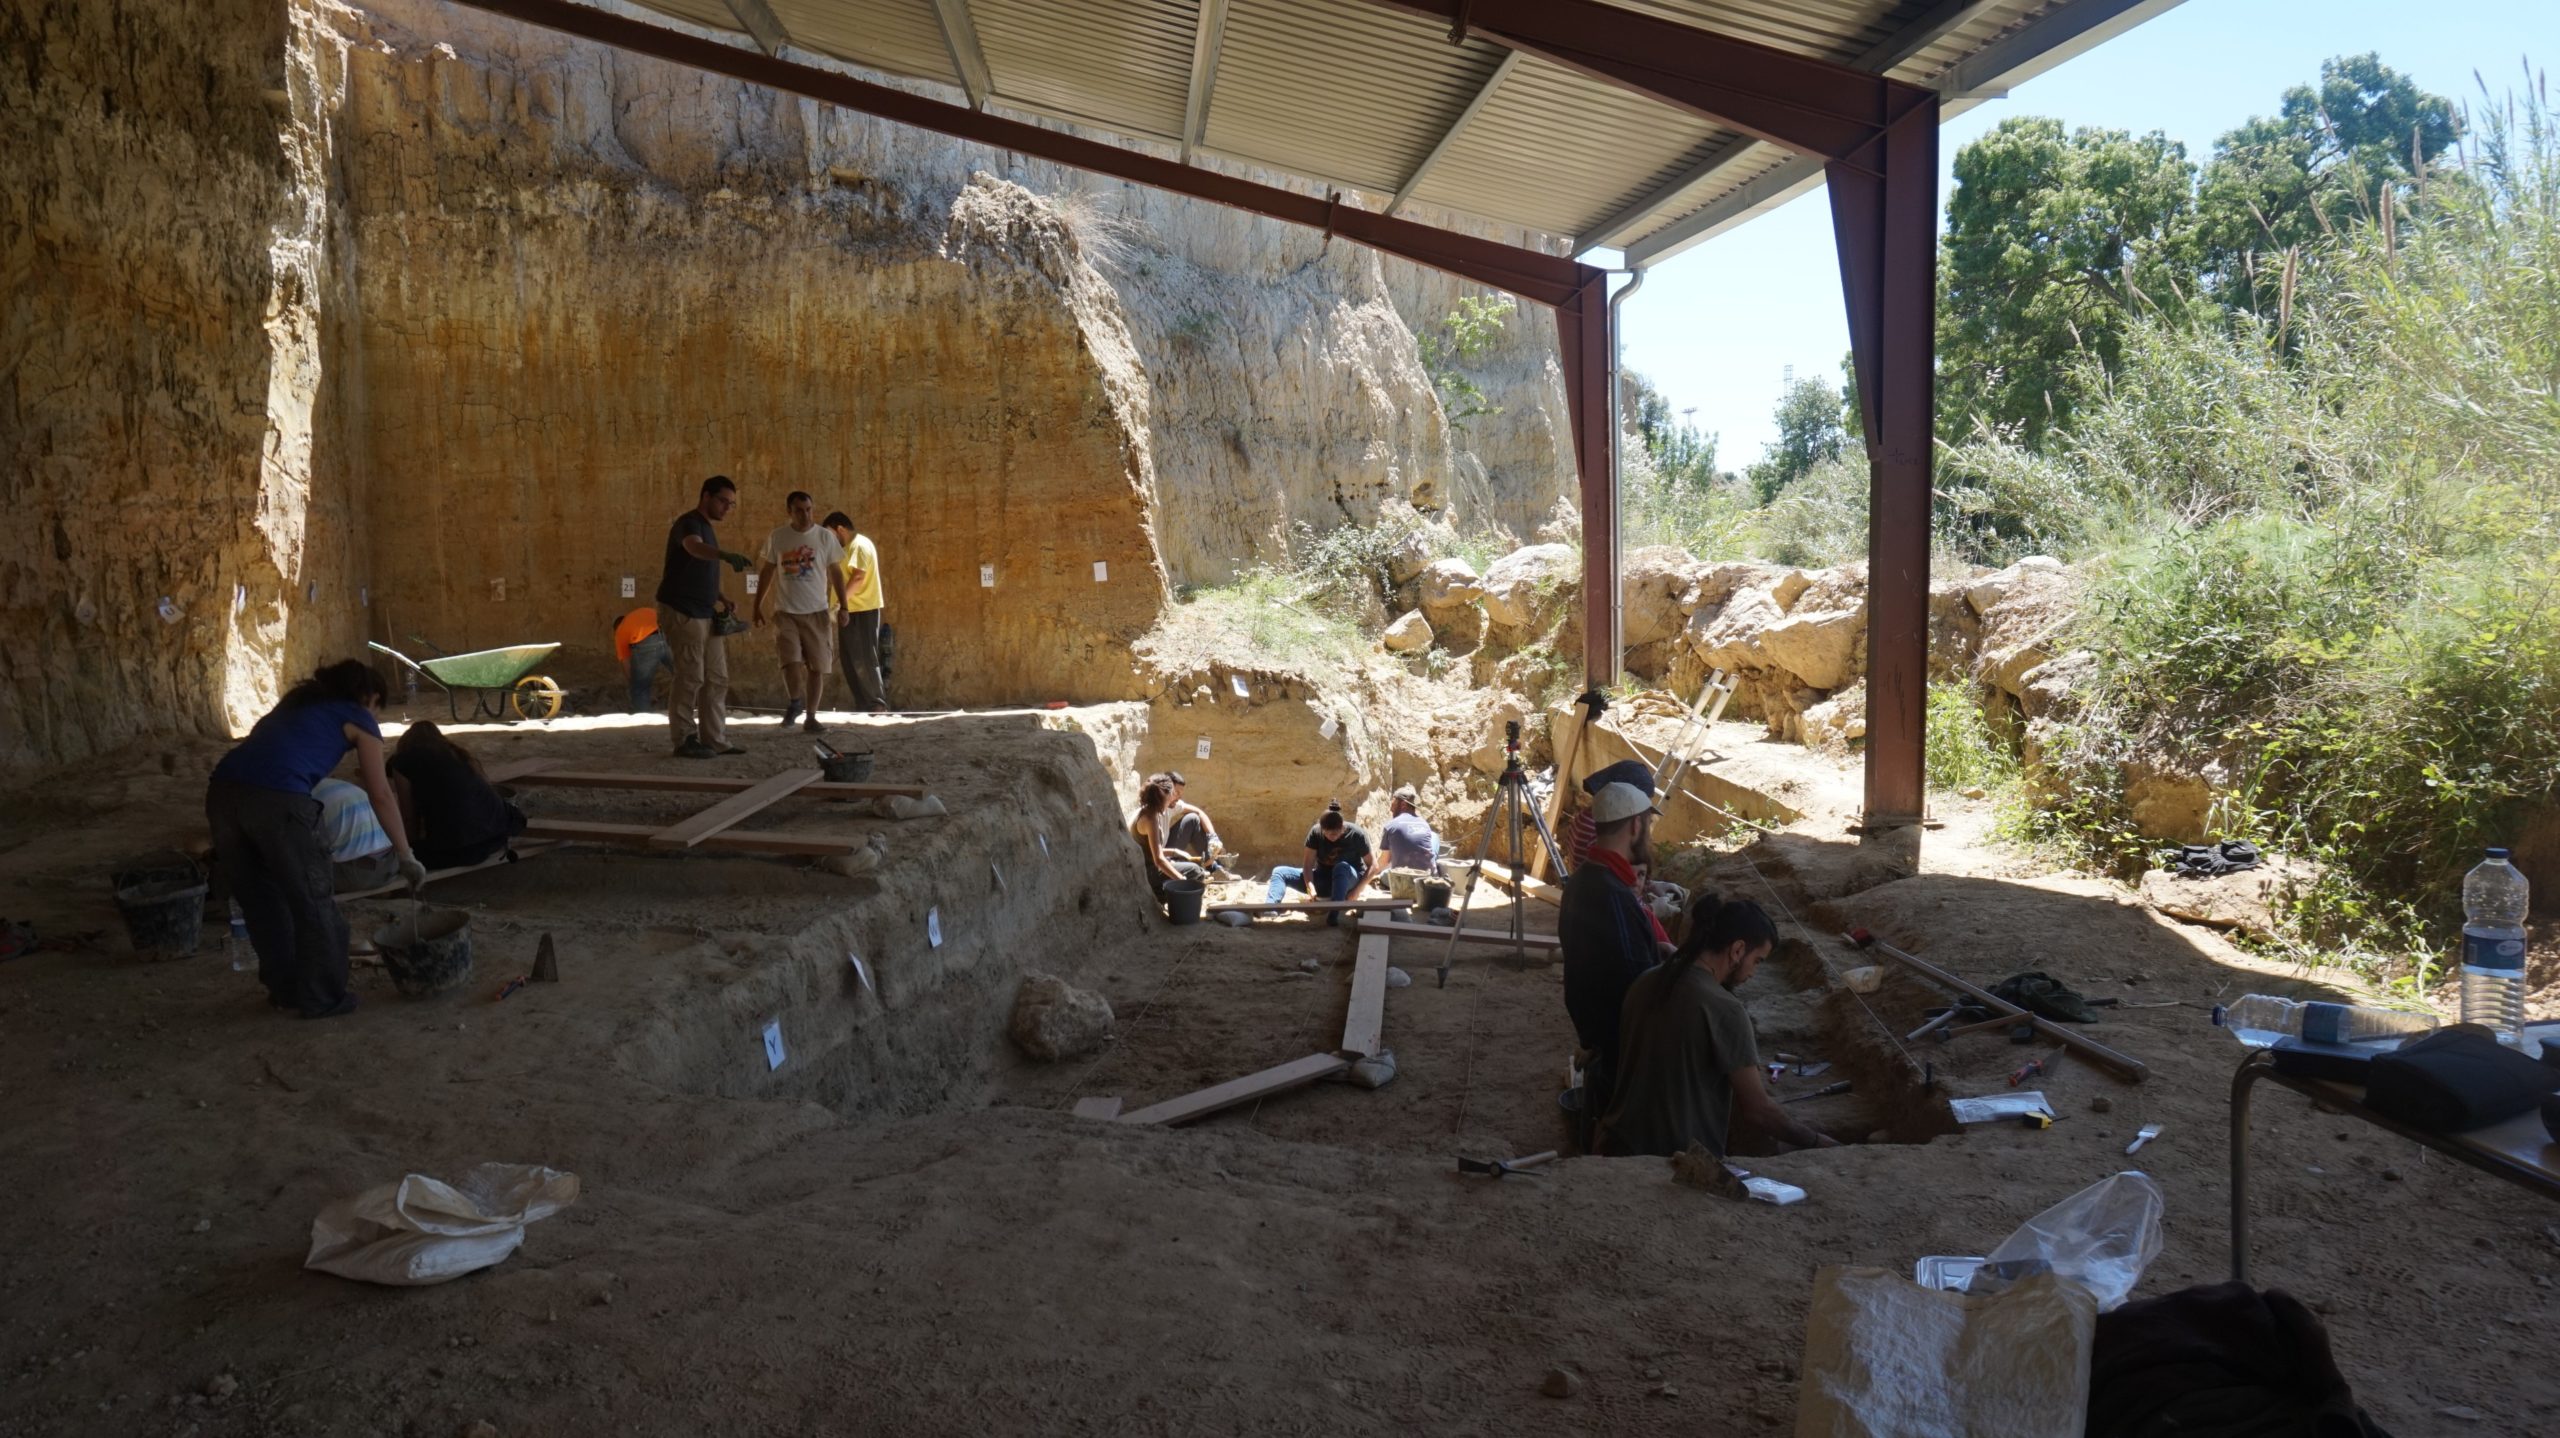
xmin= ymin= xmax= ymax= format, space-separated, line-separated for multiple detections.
xmin=1161 ymin=878 xmax=1206 ymax=925
xmin=820 ymin=751 xmax=874 ymax=783
xmin=374 ymin=908 xmax=474 ymax=996
xmin=114 ymin=878 xmax=209 ymax=957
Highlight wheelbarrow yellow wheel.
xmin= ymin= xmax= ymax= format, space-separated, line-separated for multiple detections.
xmin=509 ymin=674 xmax=565 ymax=722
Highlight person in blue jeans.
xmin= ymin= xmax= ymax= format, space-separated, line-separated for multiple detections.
xmin=1268 ymin=800 xmax=1382 ymax=925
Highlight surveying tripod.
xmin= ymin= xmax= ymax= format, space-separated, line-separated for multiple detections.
xmin=1437 ymin=719 xmax=1570 ymax=988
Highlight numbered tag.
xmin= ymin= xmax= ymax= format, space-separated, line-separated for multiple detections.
xmin=1319 ymin=715 xmax=1339 ymax=741
xmin=156 ymin=597 xmax=181 ymax=624
xmin=743 ymin=573 xmax=758 ymax=595
xmin=488 ymin=578 xmax=507 ymax=603
xmin=1230 ymin=674 xmax=1250 ymax=699
xmin=979 ymin=564 xmax=995 ymax=588
xmin=620 ymin=576 xmax=636 ymax=599
xmin=1092 ymin=561 xmax=1109 ymax=582
xmin=927 ymin=907 xmax=944 ymax=948
xmin=1194 ymin=736 xmax=1212 ymax=760
xmin=761 ymin=1019 xmax=786 ymax=1070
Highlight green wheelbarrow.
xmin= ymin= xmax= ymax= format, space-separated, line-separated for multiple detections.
xmin=369 ymin=638 xmax=566 ymax=723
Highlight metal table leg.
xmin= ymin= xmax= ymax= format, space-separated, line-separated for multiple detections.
xmin=2228 ymin=1050 xmax=2270 ymax=1284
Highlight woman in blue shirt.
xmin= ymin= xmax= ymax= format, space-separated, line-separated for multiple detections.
xmin=206 ymin=660 xmax=424 ymax=1017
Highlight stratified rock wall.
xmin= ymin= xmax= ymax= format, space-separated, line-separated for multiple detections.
xmin=0 ymin=0 xmax=367 ymax=770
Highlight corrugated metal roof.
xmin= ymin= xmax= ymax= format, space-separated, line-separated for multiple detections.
xmin=605 ymin=0 xmax=2155 ymax=255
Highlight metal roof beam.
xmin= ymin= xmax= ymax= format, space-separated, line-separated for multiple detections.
xmin=1620 ymin=0 xmax=2191 ymax=267
xmin=1386 ymin=50 xmax=1519 ymax=218
xmin=1180 ymin=0 xmax=1228 ymax=163
xmin=1572 ymin=0 xmax=2004 ymax=253
xmin=717 ymin=0 xmax=787 ymax=57
xmin=927 ymin=0 xmax=993 ymax=110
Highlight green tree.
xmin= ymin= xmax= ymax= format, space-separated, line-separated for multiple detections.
xmin=1938 ymin=116 xmax=2197 ymax=446
xmin=1747 ymin=376 xmax=1848 ymax=502
xmin=1622 ymin=370 xmax=1720 ymax=489
xmin=1417 ymin=294 xmax=1512 ymax=429
xmin=2194 ymin=54 xmax=2460 ymax=320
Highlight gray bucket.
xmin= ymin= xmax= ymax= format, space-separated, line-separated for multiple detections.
xmin=114 ymin=878 xmax=209 ymax=957
xmin=374 ymin=908 xmax=474 ymax=996
xmin=1161 ymin=878 xmax=1206 ymax=925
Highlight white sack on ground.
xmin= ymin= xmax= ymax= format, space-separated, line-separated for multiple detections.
xmin=305 ymin=1163 xmax=581 ymax=1286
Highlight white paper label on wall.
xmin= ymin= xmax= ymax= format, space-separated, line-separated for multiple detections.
xmin=761 ymin=1019 xmax=787 ymax=1070
xmin=1319 ymin=715 xmax=1339 ymax=741
xmin=156 ymin=597 xmax=181 ymax=625
xmin=1092 ymin=561 xmax=1109 ymax=582
xmin=620 ymin=576 xmax=636 ymax=599
xmin=233 ymin=583 xmax=246 ymax=616
xmin=489 ymin=578 xmax=506 ymax=603
xmin=847 ymin=952 xmax=874 ymax=996
xmin=1230 ymin=674 xmax=1250 ymax=699
xmin=1194 ymin=735 xmax=1212 ymax=760
xmin=926 ymin=907 xmax=944 ymax=948
xmin=979 ymin=564 xmax=995 ymax=588
xmin=743 ymin=573 xmax=758 ymax=595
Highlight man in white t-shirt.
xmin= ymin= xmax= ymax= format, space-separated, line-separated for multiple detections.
xmin=751 ymin=490 xmax=849 ymax=735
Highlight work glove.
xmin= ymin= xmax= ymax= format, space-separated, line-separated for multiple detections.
xmin=719 ymin=550 xmax=752 ymax=572
xmin=397 ymin=854 xmax=429 ymax=896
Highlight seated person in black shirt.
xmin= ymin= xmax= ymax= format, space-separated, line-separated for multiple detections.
xmin=1267 ymin=800 xmax=1383 ymax=926
xmin=387 ymin=723 xmax=526 ymax=871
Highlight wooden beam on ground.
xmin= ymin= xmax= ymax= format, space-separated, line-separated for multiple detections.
xmin=1478 ymin=860 xmax=1563 ymax=907
xmin=482 ymin=757 xmax=562 ymax=784
xmin=506 ymin=769 xmax=927 ymax=800
xmin=1851 ymin=931 xmax=2148 ymax=1084
xmin=1204 ymin=899 xmax=1411 ymax=915
xmin=1071 ymin=1096 xmax=1124 ymax=1120
xmin=648 ymin=768 xmax=821 ymax=848
xmin=332 ymin=842 xmax=560 ymax=903
xmin=1118 ymin=1052 xmax=1353 ymax=1126
xmin=1353 ymin=915 xmax=1562 ymax=951
xmin=1341 ymin=933 xmax=1390 ymax=1057
xmin=522 ymin=817 xmax=860 ymax=857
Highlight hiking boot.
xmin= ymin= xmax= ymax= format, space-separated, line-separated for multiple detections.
xmin=781 ymin=700 xmax=804 ymax=727
xmin=674 ymin=737 xmax=717 ymax=760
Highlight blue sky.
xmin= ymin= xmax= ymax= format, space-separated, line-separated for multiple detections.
xmin=1613 ymin=0 xmax=2558 ymax=466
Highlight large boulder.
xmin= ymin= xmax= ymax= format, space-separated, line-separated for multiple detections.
xmin=1480 ymin=544 xmax=1580 ymax=641
xmin=1383 ymin=610 xmax=1433 ymax=652
xmin=1007 ymin=973 xmax=1114 ymax=1061
xmin=1432 ymin=598 xmax=1488 ymax=653
xmin=1417 ymin=558 xmax=1484 ymax=619
xmin=2138 ymin=857 xmax=2317 ymax=942
xmin=1622 ymin=545 xmax=1706 ymax=646
xmin=2016 ymin=649 xmax=2093 ymax=722
xmin=1802 ymin=682 xmax=1868 ymax=753
xmin=2123 ymin=760 xmax=2217 ymax=845
xmin=1970 ymin=557 xmax=2081 ymax=699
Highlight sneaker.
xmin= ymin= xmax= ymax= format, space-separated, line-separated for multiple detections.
xmin=715 ymin=743 xmax=747 ymax=757
xmin=674 ymin=738 xmax=717 ymax=760
xmin=803 ymin=717 xmax=825 ymax=735
xmin=782 ymin=700 xmax=804 ymax=727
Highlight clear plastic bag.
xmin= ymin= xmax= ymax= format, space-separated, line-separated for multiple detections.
xmin=305 ymin=1163 xmax=580 ymax=1286
xmin=1971 ymin=1170 xmax=2164 ymax=1311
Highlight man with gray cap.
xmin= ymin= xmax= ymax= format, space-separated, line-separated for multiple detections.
xmin=1379 ymin=784 xmax=1440 ymax=874
xmin=1559 ymin=780 xmax=1670 ymax=1137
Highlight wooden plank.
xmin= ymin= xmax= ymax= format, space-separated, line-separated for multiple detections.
xmin=1853 ymin=932 xmax=2148 ymax=1084
xmin=521 ymin=817 xmax=861 ymax=857
xmin=1071 ymin=1096 xmax=1124 ymax=1120
xmin=508 ymin=768 xmax=927 ymax=800
xmin=1353 ymin=915 xmax=1562 ymax=951
xmin=648 ymin=768 xmax=821 ymax=848
xmin=332 ymin=842 xmax=559 ymax=903
xmin=1341 ymin=933 xmax=1390 ymax=1057
xmin=1118 ymin=1052 xmax=1352 ymax=1126
xmin=1204 ymin=899 xmax=1411 ymax=915
xmin=482 ymin=757 xmax=562 ymax=784
xmin=1479 ymin=860 xmax=1564 ymax=908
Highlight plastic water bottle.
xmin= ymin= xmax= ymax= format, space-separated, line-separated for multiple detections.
xmin=2213 ymin=995 xmax=2438 ymax=1049
xmin=2461 ymin=847 xmax=2530 ymax=1044
xmin=224 ymin=901 xmax=252 ymax=974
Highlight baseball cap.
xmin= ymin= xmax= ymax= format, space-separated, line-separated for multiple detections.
xmin=1582 ymin=759 xmax=1655 ymax=796
xmin=1391 ymin=783 xmax=1418 ymax=804
xmin=1589 ymin=782 xmax=1660 ymax=824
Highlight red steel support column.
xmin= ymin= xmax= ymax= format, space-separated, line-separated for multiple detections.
xmin=1556 ymin=269 xmax=1617 ymax=688
xmin=1827 ymin=95 xmax=1939 ymax=848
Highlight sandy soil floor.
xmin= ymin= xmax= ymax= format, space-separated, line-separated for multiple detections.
xmin=1 ymin=709 xmax=2553 ymax=1436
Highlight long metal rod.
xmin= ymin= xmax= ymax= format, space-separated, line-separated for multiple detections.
xmin=1603 ymin=268 xmax=1644 ymax=689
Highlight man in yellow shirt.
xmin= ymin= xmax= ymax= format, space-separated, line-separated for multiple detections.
xmin=822 ymin=510 xmax=889 ymax=712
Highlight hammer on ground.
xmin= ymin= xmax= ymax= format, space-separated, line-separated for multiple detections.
xmin=1457 ymin=1150 xmax=1558 ymax=1180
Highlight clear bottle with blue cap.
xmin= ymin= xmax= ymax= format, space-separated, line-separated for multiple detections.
xmin=2461 ymin=847 xmax=2530 ymax=1045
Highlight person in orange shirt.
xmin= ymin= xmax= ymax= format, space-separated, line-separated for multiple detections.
xmin=615 ymin=606 xmax=671 ymax=713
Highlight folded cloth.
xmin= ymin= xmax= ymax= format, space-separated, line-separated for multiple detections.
xmin=1992 ymin=970 xmax=2100 ymax=1024
xmin=2161 ymin=841 xmax=2262 ymax=878
xmin=2364 ymin=1022 xmax=2560 ymax=1133
xmin=2089 ymin=1282 xmax=2389 ymax=1438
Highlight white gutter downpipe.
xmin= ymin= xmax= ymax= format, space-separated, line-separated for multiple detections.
xmin=1603 ymin=267 xmax=1645 ymax=687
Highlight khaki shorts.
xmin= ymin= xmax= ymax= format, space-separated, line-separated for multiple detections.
xmin=774 ymin=610 xmax=835 ymax=672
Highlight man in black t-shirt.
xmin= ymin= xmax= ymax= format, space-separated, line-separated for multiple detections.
xmin=1267 ymin=802 xmax=1383 ymax=925
xmin=655 ymin=475 xmax=751 ymax=758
